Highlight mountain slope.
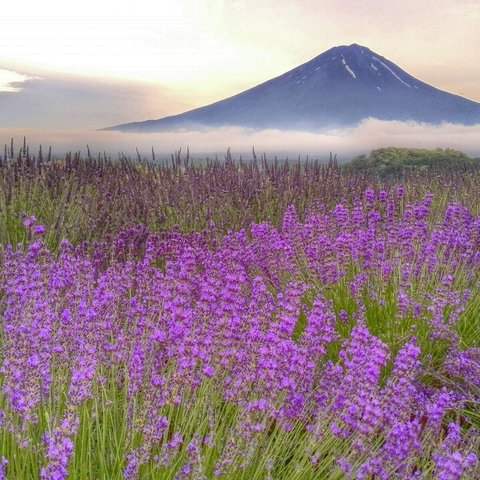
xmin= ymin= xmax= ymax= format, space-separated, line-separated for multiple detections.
xmin=105 ymin=44 xmax=480 ymax=132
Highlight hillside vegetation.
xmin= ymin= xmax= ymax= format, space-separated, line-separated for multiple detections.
xmin=344 ymin=147 xmax=480 ymax=179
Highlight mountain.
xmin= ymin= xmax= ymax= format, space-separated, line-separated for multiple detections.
xmin=104 ymin=44 xmax=480 ymax=132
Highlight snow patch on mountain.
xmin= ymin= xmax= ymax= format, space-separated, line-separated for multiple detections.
xmin=345 ymin=64 xmax=356 ymax=79
xmin=372 ymin=56 xmax=412 ymax=88
xmin=341 ymin=56 xmax=356 ymax=79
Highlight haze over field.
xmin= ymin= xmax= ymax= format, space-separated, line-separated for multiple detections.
xmin=3 ymin=121 xmax=480 ymax=161
xmin=1 ymin=1 xmax=480 ymax=157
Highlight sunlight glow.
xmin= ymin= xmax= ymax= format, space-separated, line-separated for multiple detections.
xmin=1 ymin=1 xmax=480 ymax=103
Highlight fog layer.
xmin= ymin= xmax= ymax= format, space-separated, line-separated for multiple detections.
xmin=1 ymin=120 xmax=480 ymax=162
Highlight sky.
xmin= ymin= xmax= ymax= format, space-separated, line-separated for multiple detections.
xmin=1 ymin=0 xmax=480 ymax=157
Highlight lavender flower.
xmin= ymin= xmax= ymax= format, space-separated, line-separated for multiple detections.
xmin=22 ymin=215 xmax=36 ymax=228
xmin=0 ymin=458 xmax=8 ymax=480
xmin=34 ymin=225 xmax=46 ymax=235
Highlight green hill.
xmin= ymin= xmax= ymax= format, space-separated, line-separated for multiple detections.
xmin=344 ymin=147 xmax=480 ymax=179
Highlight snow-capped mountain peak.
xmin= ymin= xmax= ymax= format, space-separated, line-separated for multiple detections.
xmin=105 ymin=43 xmax=480 ymax=133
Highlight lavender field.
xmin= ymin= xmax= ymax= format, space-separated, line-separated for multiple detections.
xmin=0 ymin=147 xmax=479 ymax=479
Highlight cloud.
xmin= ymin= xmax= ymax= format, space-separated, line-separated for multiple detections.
xmin=0 ymin=72 xmax=191 ymax=129
xmin=0 ymin=68 xmax=35 ymax=92
xmin=1 ymin=120 xmax=480 ymax=161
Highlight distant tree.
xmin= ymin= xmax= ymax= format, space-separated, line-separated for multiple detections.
xmin=343 ymin=147 xmax=478 ymax=179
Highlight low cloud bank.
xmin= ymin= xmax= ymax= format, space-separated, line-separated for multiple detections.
xmin=1 ymin=119 xmax=480 ymax=162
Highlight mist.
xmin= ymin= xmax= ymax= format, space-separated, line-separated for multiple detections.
xmin=2 ymin=119 xmax=480 ymax=163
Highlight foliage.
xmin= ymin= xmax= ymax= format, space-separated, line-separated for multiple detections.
xmin=344 ymin=147 xmax=480 ymax=179
xmin=0 ymin=146 xmax=374 ymax=252
xmin=0 ymin=142 xmax=479 ymax=479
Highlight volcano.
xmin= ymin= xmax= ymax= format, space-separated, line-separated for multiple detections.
xmin=105 ymin=44 xmax=480 ymax=132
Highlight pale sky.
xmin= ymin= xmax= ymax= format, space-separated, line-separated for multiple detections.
xmin=1 ymin=0 xmax=480 ymax=156
xmin=1 ymin=0 xmax=479 ymax=104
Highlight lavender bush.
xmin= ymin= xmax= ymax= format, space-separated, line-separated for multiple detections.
xmin=1 ymin=167 xmax=479 ymax=479
xmin=2 ymin=144 xmax=480 ymax=252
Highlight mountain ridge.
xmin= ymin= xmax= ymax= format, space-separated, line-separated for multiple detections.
xmin=104 ymin=44 xmax=480 ymax=133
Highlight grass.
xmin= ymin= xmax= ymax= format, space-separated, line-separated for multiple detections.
xmin=0 ymin=145 xmax=479 ymax=479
